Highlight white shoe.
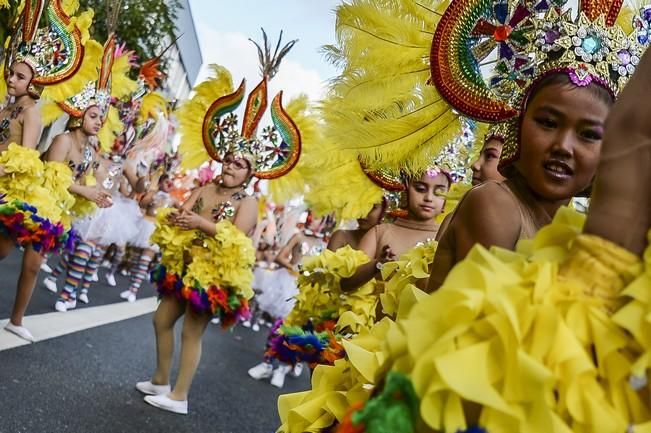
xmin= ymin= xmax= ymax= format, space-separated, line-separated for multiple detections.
xmin=78 ymin=293 xmax=89 ymax=304
xmin=290 ymin=362 xmax=304 ymax=378
xmin=91 ymin=272 xmax=98 ymax=282
xmin=248 ymin=362 xmax=273 ymax=380
xmin=252 ymin=323 xmax=260 ymax=332
xmin=54 ymin=299 xmax=76 ymax=312
xmin=4 ymin=322 xmax=35 ymax=342
xmin=211 ymin=317 xmax=220 ymax=325
xmin=127 ymin=292 xmax=136 ymax=303
xmin=271 ymin=365 xmax=291 ymax=388
xmin=144 ymin=394 xmax=188 ymax=415
xmin=241 ymin=320 xmax=252 ymax=328
xmin=119 ymin=290 xmax=131 ymax=299
xmin=120 ymin=269 xmax=129 ymax=277
xmin=43 ymin=277 xmax=58 ymax=293
xmin=40 ymin=263 xmax=53 ymax=273
xmin=106 ymin=273 xmax=116 ymax=287
xmin=136 ymin=380 xmax=171 ymax=396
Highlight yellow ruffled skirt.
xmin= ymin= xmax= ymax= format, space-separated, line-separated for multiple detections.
xmin=0 ymin=144 xmax=77 ymax=253
xmin=150 ymin=208 xmax=256 ymax=328
xmin=278 ymin=207 xmax=651 ymax=433
xmin=265 ymin=246 xmax=376 ymax=367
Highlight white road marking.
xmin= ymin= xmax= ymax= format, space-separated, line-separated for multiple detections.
xmin=0 ymin=297 xmax=158 ymax=352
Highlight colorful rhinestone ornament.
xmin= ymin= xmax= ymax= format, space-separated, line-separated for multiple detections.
xmin=0 ymin=106 xmax=24 ymax=144
xmin=5 ymin=0 xmax=84 ymax=97
xmin=59 ymin=35 xmax=116 ymax=123
xmin=430 ymin=0 xmax=651 ymax=167
xmin=199 ymin=30 xmax=302 ymax=180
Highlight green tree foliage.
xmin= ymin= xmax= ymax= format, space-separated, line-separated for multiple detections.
xmin=0 ymin=3 xmax=22 ymax=60
xmin=78 ymin=0 xmax=182 ymax=74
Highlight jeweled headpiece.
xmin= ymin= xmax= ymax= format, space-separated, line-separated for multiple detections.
xmin=59 ymin=34 xmax=116 ymax=124
xmin=178 ymin=29 xmax=302 ymax=180
xmin=5 ymin=0 xmax=85 ymax=98
xmin=430 ymin=0 xmax=651 ymax=166
xmin=485 ymin=122 xmax=510 ymax=144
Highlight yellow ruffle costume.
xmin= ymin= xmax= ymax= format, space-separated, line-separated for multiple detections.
xmin=150 ymin=207 xmax=256 ymax=328
xmin=264 ymin=246 xmax=377 ymax=368
xmin=281 ymin=207 xmax=651 ymax=433
xmin=0 ymin=144 xmax=77 ymax=252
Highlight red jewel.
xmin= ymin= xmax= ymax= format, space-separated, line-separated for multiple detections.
xmin=493 ymin=25 xmax=513 ymax=42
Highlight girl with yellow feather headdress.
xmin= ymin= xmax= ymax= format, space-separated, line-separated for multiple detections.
xmin=137 ymin=30 xmax=310 ymax=415
xmin=277 ymin=0 xmax=651 ymax=432
xmin=0 ymin=0 xmax=95 ymax=342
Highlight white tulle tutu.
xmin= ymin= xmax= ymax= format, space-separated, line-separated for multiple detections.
xmin=73 ymin=194 xmax=141 ymax=246
xmin=255 ymin=268 xmax=298 ymax=319
xmin=130 ymin=217 xmax=159 ymax=251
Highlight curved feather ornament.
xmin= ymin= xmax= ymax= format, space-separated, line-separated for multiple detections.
xmin=323 ymin=0 xmax=462 ymax=175
xmin=268 ymin=94 xmax=315 ymax=204
xmin=256 ymin=91 xmax=301 ymax=180
xmin=138 ymin=91 xmax=168 ymax=123
xmin=177 ymin=65 xmax=239 ymax=170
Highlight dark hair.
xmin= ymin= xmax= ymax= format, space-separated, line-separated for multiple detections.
xmin=525 ymin=72 xmax=614 ymax=109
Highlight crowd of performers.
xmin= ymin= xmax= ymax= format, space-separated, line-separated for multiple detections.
xmin=6 ymin=0 xmax=651 ymax=431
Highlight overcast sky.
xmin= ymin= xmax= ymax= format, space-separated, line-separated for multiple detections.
xmin=188 ymin=0 xmax=340 ymax=104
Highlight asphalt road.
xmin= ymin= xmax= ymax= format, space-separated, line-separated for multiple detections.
xmin=0 ymin=249 xmax=157 ymax=319
xmin=0 ymin=250 xmax=310 ymax=433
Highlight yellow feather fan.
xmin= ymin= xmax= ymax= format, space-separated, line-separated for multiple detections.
xmin=324 ymin=0 xmax=458 ymax=175
xmin=268 ymin=94 xmax=317 ymax=204
xmin=304 ymin=144 xmax=384 ymax=221
xmin=300 ymin=96 xmax=384 ymax=220
xmin=109 ymin=52 xmax=138 ymax=100
xmin=139 ymin=91 xmax=168 ymax=124
xmin=177 ymin=64 xmax=234 ymax=170
xmin=97 ymin=105 xmax=122 ymax=151
xmin=0 ymin=0 xmax=9 ymax=8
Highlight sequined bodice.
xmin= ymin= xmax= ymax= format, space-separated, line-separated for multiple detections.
xmin=190 ymin=188 xmax=248 ymax=222
xmin=67 ymin=143 xmax=98 ymax=182
xmin=0 ymin=106 xmax=24 ymax=151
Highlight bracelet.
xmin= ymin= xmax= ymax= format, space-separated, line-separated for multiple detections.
xmin=375 ymin=260 xmax=384 ymax=271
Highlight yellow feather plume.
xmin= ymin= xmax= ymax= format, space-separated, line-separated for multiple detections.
xmin=110 ymin=53 xmax=138 ymax=100
xmin=177 ymin=64 xmax=234 ymax=170
xmin=61 ymin=0 xmax=80 ymax=15
xmin=300 ymin=97 xmax=384 ymax=220
xmin=68 ymin=9 xmax=93 ymax=45
xmin=267 ymin=94 xmax=318 ymax=204
xmin=98 ymin=105 xmax=121 ymax=151
xmin=323 ymin=0 xmax=459 ymax=175
xmin=139 ymin=91 xmax=168 ymax=123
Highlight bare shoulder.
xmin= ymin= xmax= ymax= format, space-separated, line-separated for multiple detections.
xmin=328 ymin=229 xmax=352 ymax=250
xmin=22 ymin=103 xmax=40 ymax=120
xmin=456 ymin=181 xmax=520 ymax=225
xmin=239 ymin=195 xmax=257 ymax=207
xmin=45 ymin=132 xmax=72 ymax=158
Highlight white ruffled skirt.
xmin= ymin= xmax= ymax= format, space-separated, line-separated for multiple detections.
xmin=255 ymin=268 xmax=298 ymax=319
xmin=73 ymin=194 xmax=141 ymax=246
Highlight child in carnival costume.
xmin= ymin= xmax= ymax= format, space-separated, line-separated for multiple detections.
xmin=42 ymin=32 xmax=137 ymax=312
xmin=0 ymin=0 xmax=96 ymax=341
xmin=137 ymin=29 xmax=314 ymax=415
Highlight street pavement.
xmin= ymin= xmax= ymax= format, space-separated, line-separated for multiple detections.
xmin=0 ymin=250 xmax=310 ymax=433
xmin=0 ymin=249 xmax=157 ymax=319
